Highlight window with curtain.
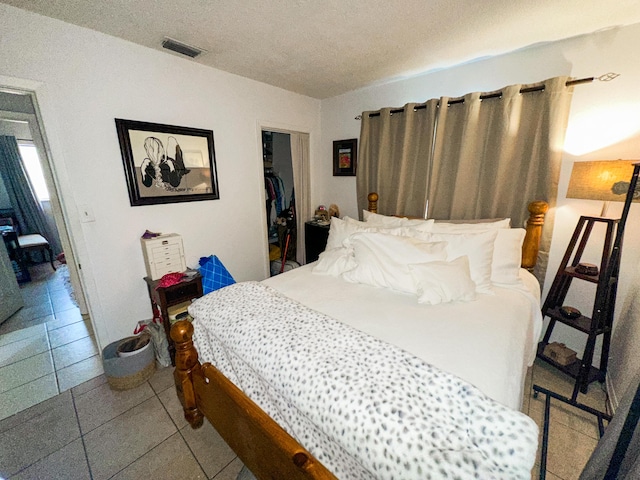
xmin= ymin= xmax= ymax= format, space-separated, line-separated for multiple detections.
xmin=356 ymin=76 xmax=575 ymax=279
xmin=0 ymin=135 xmax=61 ymax=255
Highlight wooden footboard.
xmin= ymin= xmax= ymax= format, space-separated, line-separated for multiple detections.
xmin=171 ymin=321 xmax=338 ymax=480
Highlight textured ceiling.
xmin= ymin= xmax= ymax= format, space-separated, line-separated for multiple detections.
xmin=2 ymin=0 xmax=640 ymax=99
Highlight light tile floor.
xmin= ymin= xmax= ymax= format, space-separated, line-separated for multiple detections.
xmin=0 ymin=357 xmax=608 ymax=480
xmin=0 ymin=366 xmax=243 ymax=480
xmin=0 ymin=263 xmax=103 ymax=421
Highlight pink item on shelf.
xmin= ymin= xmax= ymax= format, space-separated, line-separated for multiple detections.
xmin=155 ymin=272 xmax=186 ymax=289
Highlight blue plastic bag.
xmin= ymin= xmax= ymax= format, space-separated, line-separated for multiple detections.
xmin=198 ymin=255 xmax=236 ymax=294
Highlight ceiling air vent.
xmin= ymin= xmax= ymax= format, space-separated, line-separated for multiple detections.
xmin=161 ymin=37 xmax=206 ymax=58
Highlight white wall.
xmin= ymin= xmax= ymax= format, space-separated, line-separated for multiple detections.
xmin=0 ymin=4 xmax=321 ymax=347
xmin=318 ymin=24 xmax=640 ymax=404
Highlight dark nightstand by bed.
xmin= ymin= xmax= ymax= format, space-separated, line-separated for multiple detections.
xmin=144 ymin=273 xmax=203 ymax=365
xmin=304 ymin=221 xmax=330 ymax=263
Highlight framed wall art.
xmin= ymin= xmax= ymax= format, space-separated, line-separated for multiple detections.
xmin=333 ymin=138 xmax=357 ymax=176
xmin=116 ymin=118 xmax=219 ymax=206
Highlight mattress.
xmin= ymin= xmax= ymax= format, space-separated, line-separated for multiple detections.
xmin=263 ymin=263 xmax=543 ymax=410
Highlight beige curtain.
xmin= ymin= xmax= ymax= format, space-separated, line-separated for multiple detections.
xmin=356 ymin=100 xmax=438 ymax=218
xmin=290 ymin=132 xmax=310 ymax=265
xmin=428 ymin=76 xmax=574 ymax=279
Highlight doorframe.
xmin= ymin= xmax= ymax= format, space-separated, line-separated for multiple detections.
xmin=0 ymin=108 xmax=88 ymax=313
xmin=256 ymin=121 xmax=311 ymax=279
xmin=0 ymin=80 xmax=99 ymax=348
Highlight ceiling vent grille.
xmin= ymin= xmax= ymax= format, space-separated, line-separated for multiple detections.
xmin=162 ymin=37 xmax=206 ymax=58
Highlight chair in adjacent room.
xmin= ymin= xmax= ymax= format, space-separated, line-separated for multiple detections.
xmin=17 ymin=233 xmax=56 ymax=271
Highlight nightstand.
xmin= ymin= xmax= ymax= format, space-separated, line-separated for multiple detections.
xmin=304 ymin=221 xmax=330 ymax=263
xmin=144 ymin=273 xmax=203 ymax=365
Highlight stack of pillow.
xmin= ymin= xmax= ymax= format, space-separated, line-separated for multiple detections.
xmin=312 ymin=212 xmax=526 ymax=305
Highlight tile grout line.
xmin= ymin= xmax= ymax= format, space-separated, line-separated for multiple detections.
xmin=7 ymin=436 xmax=83 ymax=478
xmin=3 ymin=393 xmax=80 ymax=477
xmin=0 ymin=345 xmax=51 ymax=370
xmin=156 ymin=381 xmax=213 ymax=477
xmin=46 ymin=317 xmax=86 ymax=333
xmin=211 ymin=457 xmax=241 ymax=480
xmin=0 ymin=323 xmax=49 ymax=347
xmin=71 ymin=376 xmax=109 ymax=398
xmin=44 ymin=319 xmax=64 ymax=396
xmin=0 ymin=369 xmax=57 ymax=398
xmin=75 ymin=387 xmax=156 ymax=437
xmin=71 ymin=385 xmax=95 ymax=480
xmin=54 ymin=351 xmax=101 ymax=377
xmin=0 ymin=394 xmax=64 ymax=435
xmin=98 ymin=382 xmax=183 ymax=479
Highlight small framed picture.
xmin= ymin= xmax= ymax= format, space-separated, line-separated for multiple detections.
xmin=333 ymin=138 xmax=357 ymax=176
xmin=116 ymin=118 xmax=219 ymax=206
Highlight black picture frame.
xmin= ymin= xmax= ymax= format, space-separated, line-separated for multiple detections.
xmin=116 ymin=118 xmax=219 ymax=206
xmin=333 ymin=138 xmax=357 ymax=176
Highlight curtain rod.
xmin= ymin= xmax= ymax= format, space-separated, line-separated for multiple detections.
xmin=357 ymin=73 xmax=619 ymax=119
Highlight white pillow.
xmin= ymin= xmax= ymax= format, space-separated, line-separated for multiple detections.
xmin=325 ymin=216 xmax=374 ymax=250
xmin=363 ymin=210 xmax=434 ymax=229
xmin=342 ymin=232 xmax=448 ymax=294
xmin=491 ymin=228 xmax=526 ymax=285
xmin=409 ymin=256 xmax=477 ymax=305
xmin=410 ymin=230 xmax=498 ymax=294
xmin=426 ymin=217 xmax=511 ymax=233
xmin=325 ymin=216 xmax=405 ymax=251
xmin=312 ymin=247 xmax=357 ymax=277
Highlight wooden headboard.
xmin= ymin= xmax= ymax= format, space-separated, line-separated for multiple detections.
xmin=366 ymin=192 xmax=549 ymax=271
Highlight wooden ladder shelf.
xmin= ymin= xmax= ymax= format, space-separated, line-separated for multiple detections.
xmin=538 ymin=163 xmax=640 ymax=403
xmin=539 ymin=160 xmax=640 ymax=401
xmin=538 ymin=215 xmax=621 ymax=400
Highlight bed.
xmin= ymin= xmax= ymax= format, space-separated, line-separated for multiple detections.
xmin=171 ymin=193 xmax=549 ymax=479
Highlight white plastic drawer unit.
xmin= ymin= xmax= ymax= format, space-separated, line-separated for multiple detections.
xmin=141 ymin=233 xmax=187 ymax=280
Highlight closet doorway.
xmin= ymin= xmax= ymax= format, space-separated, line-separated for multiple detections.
xmin=262 ymin=129 xmax=310 ymax=276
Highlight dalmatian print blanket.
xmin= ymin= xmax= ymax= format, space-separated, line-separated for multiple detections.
xmin=190 ymin=282 xmax=538 ymax=479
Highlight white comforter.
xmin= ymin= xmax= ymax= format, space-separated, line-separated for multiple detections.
xmin=264 ymin=264 xmax=543 ymax=410
xmin=190 ymin=281 xmax=538 ymax=480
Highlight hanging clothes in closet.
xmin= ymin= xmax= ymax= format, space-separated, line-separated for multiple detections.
xmin=265 ymin=168 xmax=286 ymax=227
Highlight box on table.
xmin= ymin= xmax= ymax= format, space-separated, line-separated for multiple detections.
xmin=141 ymin=233 xmax=186 ymax=280
xmin=543 ymin=342 xmax=577 ymax=366
xmin=167 ymin=300 xmax=193 ymax=324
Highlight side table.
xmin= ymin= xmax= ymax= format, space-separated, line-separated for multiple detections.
xmin=144 ymin=273 xmax=203 ymax=365
xmin=304 ymin=221 xmax=330 ymax=263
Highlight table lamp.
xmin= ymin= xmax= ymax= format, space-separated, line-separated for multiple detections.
xmin=566 ymin=160 xmax=640 ymax=217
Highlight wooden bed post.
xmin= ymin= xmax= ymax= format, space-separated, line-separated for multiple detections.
xmin=171 ymin=320 xmax=204 ymax=429
xmin=522 ymin=200 xmax=549 ymax=271
xmin=367 ymin=192 xmax=378 ymax=213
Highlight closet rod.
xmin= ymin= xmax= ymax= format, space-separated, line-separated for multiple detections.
xmin=360 ymin=75 xmax=609 ymax=119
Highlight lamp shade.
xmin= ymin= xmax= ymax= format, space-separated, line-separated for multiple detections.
xmin=567 ymin=160 xmax=640 ymax=202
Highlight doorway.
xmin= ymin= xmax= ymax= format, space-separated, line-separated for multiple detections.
xmin=0 ymin=90 xmax=87 ymax=313
xmin=0 ymin=89 xmax=101 ymax=421
xmin=261 ymin=128 xmax=310 ymax=276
